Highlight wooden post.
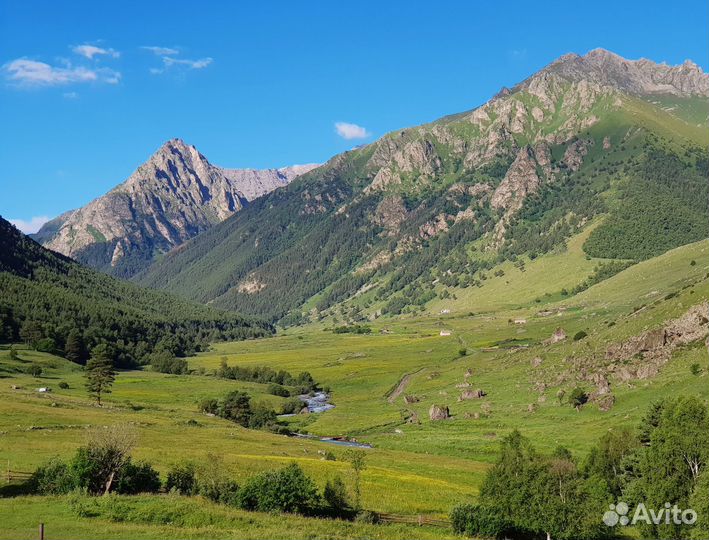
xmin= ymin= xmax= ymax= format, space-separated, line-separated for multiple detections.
xmin=39 ymin=523 xmax=44 ymax=540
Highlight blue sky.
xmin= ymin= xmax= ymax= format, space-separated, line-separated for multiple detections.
xmin=1 ymin=0 xmax=708 ymax=232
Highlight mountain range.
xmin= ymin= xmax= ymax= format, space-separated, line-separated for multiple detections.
xmin=33 ymin=140 xmax=317 ymax=277
xmin=32 ymin=49 xmax=709 ymax=324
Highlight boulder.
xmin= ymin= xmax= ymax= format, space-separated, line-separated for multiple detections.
xmin=429 ymin=404 xmax=450 ymax=421
xmin=545 ymin=328 xmax=567 ymax=344
xmin=403 ymin=395 xmax=420 ymax=404
xmin=459 ymin=389 xmax=486 ymax=401
xmin=639 ymin=328 xmax=666 ymax=351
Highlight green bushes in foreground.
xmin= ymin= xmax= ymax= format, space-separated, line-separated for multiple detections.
xmin=453 ymin=396 xmax=709 ymax=540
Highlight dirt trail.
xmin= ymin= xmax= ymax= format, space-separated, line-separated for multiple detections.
xmin=387 ymin=368 xmax=425 ymax=404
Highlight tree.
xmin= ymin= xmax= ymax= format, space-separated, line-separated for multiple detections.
xmin=625 ymin=396 xmax=709 ymax=539
xmin=19 ymin=319 xmax=42 ymax=347
xmin=64 ymin=329 xmax=86 ymax=364
xmin=238 ymin=463 xmax=319 ymax=514
xmin=219 ymin=391 xmax=252 ymax=426
xmin=9 ymin=345 xmax=18 ymax=361
xmin=323 ymin=474 xmax=350 ymax=512
xmin=583 ymin=427 xmax=639 ymax=496
xmin=27 ymin=364 xmax=42 ymax=377
xmin=71 ymin=425 xmax=137 ymax=494
xmin=85 ymin=344 xmax=115 ymax=406
xmin=345 ymin=449 xmax=367 ymax=510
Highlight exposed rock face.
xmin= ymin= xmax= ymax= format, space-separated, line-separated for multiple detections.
xmin=34 ymin=139 xmax=317 ymax=275
xmin=520 ymin=48 xmax=709 ymax=97
xmin=429 ymin=404 xmax=450 ymax=421
xmin=545 ymin=328 xmax=568 ymax=344
xmin=604 ymin=303 xmax=709 ymax=382
xmin=491 ymin=146 xmax=541 ymax=213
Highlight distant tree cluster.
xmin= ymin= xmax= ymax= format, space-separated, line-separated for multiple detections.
xmin=215 ymin=358 xmax=318 ymax=394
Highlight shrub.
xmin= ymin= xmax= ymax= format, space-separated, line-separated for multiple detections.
xmin=198 ymin=398 xmax=219 ymax=415
xmin=115 ymin=461 xmax=161 ymax=494
xmin=323 ymin=475 xmax=349 ymax=512
xmin=27 ymin=364 xmax=43 ymax=377
xmin=573 ymin=330 xmax=588 ymax=341
xmin=354 ymin=510 xmax=380 ymax=524
xmin=165 ymin=462 xmax=197 ymax=495
xmin=451 ymin=503 xmax=514 ymax=538
xmin=195 ymin=454 xmax=239 ymax=505
xmin=267 ymin=383 xmax=290 ymax=397
xmin=281 ymin=397 xmax=304 ymax=415
xmin=219 ymin=391 xmax=252 ymax=426
xmin=568 ymin=387 xmax=588 ymax=410
xmin=691 ymin=363 xmax=703 ymax=376
xmin=248 ymin=402 xmax=278 ymax=429
xmin=458 ymin=348 xmax=467 ymax=357
xmin=150 ymin=351 xmax=188 ymax=374
xmin=238 ymin=463 xmax=319 ymax=514
xmin=58 ymin=381 xmax=69 ymax=389
xmin=35 ymin=338 xmax=57 ymax=353
xmin=30 ymin=457 xmax=75 ymax=494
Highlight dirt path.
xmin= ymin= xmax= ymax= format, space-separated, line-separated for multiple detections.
xmin=387 ymin=368 xmax=425 ymax=404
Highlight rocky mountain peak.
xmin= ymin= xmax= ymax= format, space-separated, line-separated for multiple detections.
xmin=525 ymin=48 xmax=709 ymax=97
xmin=34 ymin=139 xmax=319 ymax=276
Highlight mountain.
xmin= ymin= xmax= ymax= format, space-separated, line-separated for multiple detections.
xmin=0 ymin=215 xmax=272 ymax=366
xmin=134 ymin=49 xmax=709 ymax=323
xmin=33 ymin=139 xmax=318 ymax=277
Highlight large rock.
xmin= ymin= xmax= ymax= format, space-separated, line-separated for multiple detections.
xmin=545 ymin=328 xmax=568 ymax=344
xmin=459 ymin=389 xmax=486 ymax=401
xmin=429 ymin=404 xmax=450 ymax=421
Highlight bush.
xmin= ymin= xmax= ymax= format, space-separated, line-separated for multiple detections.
xmin=267 ymin=383 xmax=290 ymax=397
xmin=35 ymin=337 xmax=57 ymax=353
xmin=281 ymin=397 xmax=304 ymax=415
xmin=115 ymin=461 xmax=161 ymax=494
xmin=248 ymin=402 xmax=278 ymax=429
xmin=30 ymin=457 xmax=75 ymax=494
xmin=27 ymin=364 xmax=43 ymax=377
xmin=150 ymin=351 xmax=188 ymax=375
xmin=165 ymin=462 xmax=197 ymax=495
xmin=238 ymin=463 xmax=319 ymax=514
xmin=573 ymin=330 xmax=588 ymax=341
xmin=198 ymin=479 xmax=239 ymax=505
xmin=450 ymin=503 xmax=513 ymax=538
xmin=323 ymin=475 xmax=349 ymax=512
xmin=458 ymin=348 xmax=467 ymax=357
xmin=569 ymin=387 xmax=588 ymax=410
xmin=691 ymin=363 xmax=703 ymax=376
xmin=219 ymin=391 xmax=252 ymax=426
xmin=354 ymin=510 xmax=380 ymax=524
xmin=198 ymin=398 xmax=219 ymax=415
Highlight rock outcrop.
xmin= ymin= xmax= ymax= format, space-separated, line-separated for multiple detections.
xmin=429 ymin=404 xmax=450 ymax=421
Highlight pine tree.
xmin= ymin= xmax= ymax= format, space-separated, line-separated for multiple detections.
xmin=19 ymin=319 xmax=42 ymax=347
xmin=64 ymin=329 xmax=85 ymax=364
xmin=85 ymin=344 xmax=115 ymax=406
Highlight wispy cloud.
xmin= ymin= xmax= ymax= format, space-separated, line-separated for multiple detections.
xmin=9 ymin=216 xmax=50 ymax=234
xmin=335 ymin=121 xmax=370 ymax=140
xmin=2 ymin=58 xmax=121 ymax=87
xmin=72 ymin=44 xmax=120 ymax=59
xmin=149 ymin=55 xmax=213 ymax=74
xmin=141 ymin=46 xmax=179 ymax=56
xmin=63 ymin=91 xmax=79 ymax=99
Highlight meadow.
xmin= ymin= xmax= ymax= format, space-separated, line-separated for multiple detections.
xmin=0 ymin=239 xmax=707 ymax=539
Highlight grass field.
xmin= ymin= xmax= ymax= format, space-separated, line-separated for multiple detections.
xmin=1 ymin=239 xmax=707 ymax=539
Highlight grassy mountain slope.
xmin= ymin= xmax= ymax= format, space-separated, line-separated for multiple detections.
xmin=135 ymin=51 xmax=709 ymax=324
xmin=0 ymin=216 xmax=272 ymax=365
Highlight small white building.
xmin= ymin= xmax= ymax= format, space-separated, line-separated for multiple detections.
xmin=440 ymin=309 xmax=451 ymax=314
xmin=513 ymin=318 xmax=527 ymax=325
xmin=439 ymin=330 xmax=452 ymax=336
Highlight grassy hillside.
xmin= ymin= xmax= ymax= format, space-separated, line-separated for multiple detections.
xmin=2 ymin=241 xmax=706 ymax=538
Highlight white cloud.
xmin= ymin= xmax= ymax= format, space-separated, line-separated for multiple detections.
xmin=335 ymin=122 xmax=370 ymax=140
xmin=72 ymin=44 xmax=120 ymax=59
xmin=63 ymin=91 xmax=79 ymax=99
xmin=9 ymin=216 xmax=50 ymax=234
xmin=163 ymin=56 xmax=212 ymax=69
xmin=3 ymin=58 xmax=120 ymax=87
xmin=141 ymin=46 xmax=179 ymax=56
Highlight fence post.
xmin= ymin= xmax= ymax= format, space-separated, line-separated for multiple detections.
xmin=39 ymin=523 xmax=44 ymax=540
